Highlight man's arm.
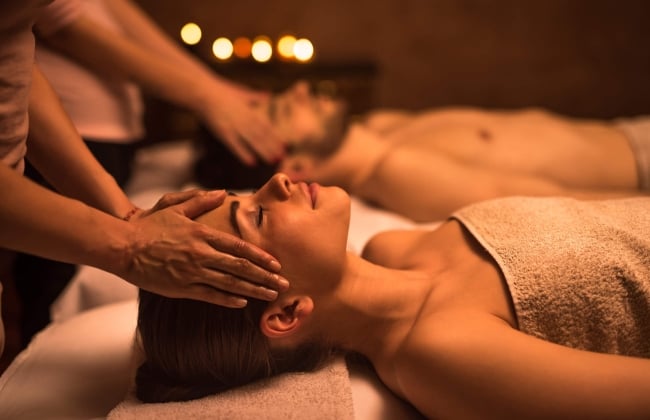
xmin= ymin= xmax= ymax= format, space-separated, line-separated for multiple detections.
xmin=361 ymin=144 xmax=643 ymax=222
xmin=35 ymin=0 xmax=283 ymax=164
xmin=361 ymin=109 xmax=417 ymax=135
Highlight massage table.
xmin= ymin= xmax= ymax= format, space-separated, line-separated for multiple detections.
xmin=0 ymin=140 xmax=432 ymax=419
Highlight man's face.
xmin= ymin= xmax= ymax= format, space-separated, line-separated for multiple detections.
xmin=268 ymin=81 xmax=348 ymax=157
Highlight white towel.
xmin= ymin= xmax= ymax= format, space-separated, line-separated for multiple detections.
xmin=108 ymin=356 xmax=354 ymax=420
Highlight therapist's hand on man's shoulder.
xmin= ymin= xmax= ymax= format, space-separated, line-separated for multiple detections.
xmin=116 ymin=189 xmax=288 ymax=308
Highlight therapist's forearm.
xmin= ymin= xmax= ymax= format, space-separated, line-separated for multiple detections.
xmin=0 ymin=163 xmax=132 ymax=274
xmin=104 ymin=0 xmax=221 ymax=83
xmin=38 ymin=13 xmax=225 ymax=116
xmin=27 ymin=65 xmax=134 ymax=218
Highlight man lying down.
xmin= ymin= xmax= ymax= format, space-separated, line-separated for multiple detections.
xmin=196 ymin=81 xmax=650 ymax=222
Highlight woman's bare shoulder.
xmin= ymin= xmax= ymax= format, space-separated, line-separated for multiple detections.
xmin=361 ymin=228 xmax=435 ymax=269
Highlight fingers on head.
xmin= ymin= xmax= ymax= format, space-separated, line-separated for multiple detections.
xmin=188 ymin=283 xmax=248 ymax=308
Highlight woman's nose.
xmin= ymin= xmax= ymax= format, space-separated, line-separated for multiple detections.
xmin=266 ymin=173 xmax=292 ymax=199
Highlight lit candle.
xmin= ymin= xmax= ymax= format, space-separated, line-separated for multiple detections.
xmin=277 ymin=34 xmax=297 ymax=60
xmin=251 ymin=36 xmax=273 ymax=62
xmin=212 ymin=37 xmax=233 ymax=60
xmin=180 ymin=22 xmax=202 ymax=45
xmin=233 ymin=37 xmax=252 ymax=59
xmin=293 ymin=38 xmax=314 ymax=62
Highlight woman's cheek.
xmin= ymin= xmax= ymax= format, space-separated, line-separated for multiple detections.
xmin=267 ymin=224 xmax=312 ymax=260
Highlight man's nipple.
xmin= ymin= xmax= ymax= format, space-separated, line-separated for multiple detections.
xmin=478 ymin=129 xmax=492 ymax=142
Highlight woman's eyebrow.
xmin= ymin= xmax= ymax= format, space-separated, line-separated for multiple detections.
xmin=229 ymin=200 xmax=242 ymax=237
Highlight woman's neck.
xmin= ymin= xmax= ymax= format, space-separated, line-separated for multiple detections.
xmin=315 ymin=253 xmax=435 ymax=362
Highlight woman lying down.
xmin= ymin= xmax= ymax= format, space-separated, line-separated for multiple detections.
xmin=135 ymin=173 xmax=650 ymax=419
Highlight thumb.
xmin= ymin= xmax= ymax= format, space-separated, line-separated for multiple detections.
xmin=175 ymin=190 xmax=227 ymax=219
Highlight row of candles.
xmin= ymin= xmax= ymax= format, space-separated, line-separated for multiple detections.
xmin=180 ymin=22 xmax=314 ymax=63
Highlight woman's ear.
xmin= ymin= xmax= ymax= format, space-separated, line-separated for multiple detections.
xmin=260 ymin=296 xmax=314 ymax=339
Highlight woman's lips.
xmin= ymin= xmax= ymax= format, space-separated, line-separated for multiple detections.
xmin=309 ymin=183 xmax=319 ymax=208
xmin=298 ymin=182 xmax=320 ymax=208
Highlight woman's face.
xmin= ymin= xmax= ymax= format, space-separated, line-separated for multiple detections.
xmin=196 ymin=173 xmax=351 ymax=289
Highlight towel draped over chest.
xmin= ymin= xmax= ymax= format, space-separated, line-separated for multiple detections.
xmin=453 ymin=196 xmax=650 ymax=357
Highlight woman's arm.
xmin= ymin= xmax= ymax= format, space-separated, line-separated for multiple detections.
xmin=27 ymin=65 xmax=133 ymax=217
xmin=10 ymin=65 xmax=287 ymax=307
xmin=399 ymin=314 xmax=650 ymax=419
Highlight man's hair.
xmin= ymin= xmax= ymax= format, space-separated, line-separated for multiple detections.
xmin=135 ymin=289 xmax=336 ymax=403
xmin=193 ymin=86 xmax=350 ymax=191
xmin=193 ymin=125 xmax=278 ymax=191
xmin=286 ymin=100 xmax=350 ymax=158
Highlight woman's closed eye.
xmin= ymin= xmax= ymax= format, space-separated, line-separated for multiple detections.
xmin=257 ymin=206 xmax=265 ymax=227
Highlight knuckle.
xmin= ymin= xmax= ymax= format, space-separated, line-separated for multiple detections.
xmin=265 ymin=271 xmax=278 ymax=284
xmin=233 ymin=239 xmax=247 ymax=253
xmin=234 ymin=256 xmax=251 ymax=271
xmin=215 ymin=272 xmax=240 ymax=292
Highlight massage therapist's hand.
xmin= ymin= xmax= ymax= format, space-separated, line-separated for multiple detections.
xmin=199 ymin=80 xmax=285 ymax=166
xmin=120 ymin=189 xmax=288 ymax=307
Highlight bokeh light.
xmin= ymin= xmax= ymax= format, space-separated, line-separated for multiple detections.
xmin=212 ymin=37 xmax=233 ymax=60
xmin=251 ymin=36 xmax=273 ymax=62
xmin=233 ymin=37 xmax=252 ymax=59
xmin=277 ymin=35 xmax=297 ymax=60
xmin=180 ymin=22 xmax=202 ymax=45
xmin=293 ymin=38 xmax=314 ymax=62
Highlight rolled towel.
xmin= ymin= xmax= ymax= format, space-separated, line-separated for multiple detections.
xmin=108 ymin=356 xmax=354 ymax=420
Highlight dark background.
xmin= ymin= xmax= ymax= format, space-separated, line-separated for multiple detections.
xmin=136 ymin=0 xmax=650 ymax=121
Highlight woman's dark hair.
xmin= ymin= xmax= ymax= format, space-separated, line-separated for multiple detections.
xmin=135 ymin=289 xmax=335 ymax=403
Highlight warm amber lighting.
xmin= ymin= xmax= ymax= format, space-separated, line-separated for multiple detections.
xmin=251 ymin=36 xmax=273 ymax=62
xmin=180 ymin=22 xmax=202 ymax=45
xmin=277 ymin=35 xmax=297 ymax=59
xmin=293 ymin=38 xmax=314 ymax=62
xmin=212 ymin=37 xmax=233 ymax=60
xmin=233 ymin=37 xmax=252 ymax=59
xmin=317 ymin=80 xmax=338 ymax=97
